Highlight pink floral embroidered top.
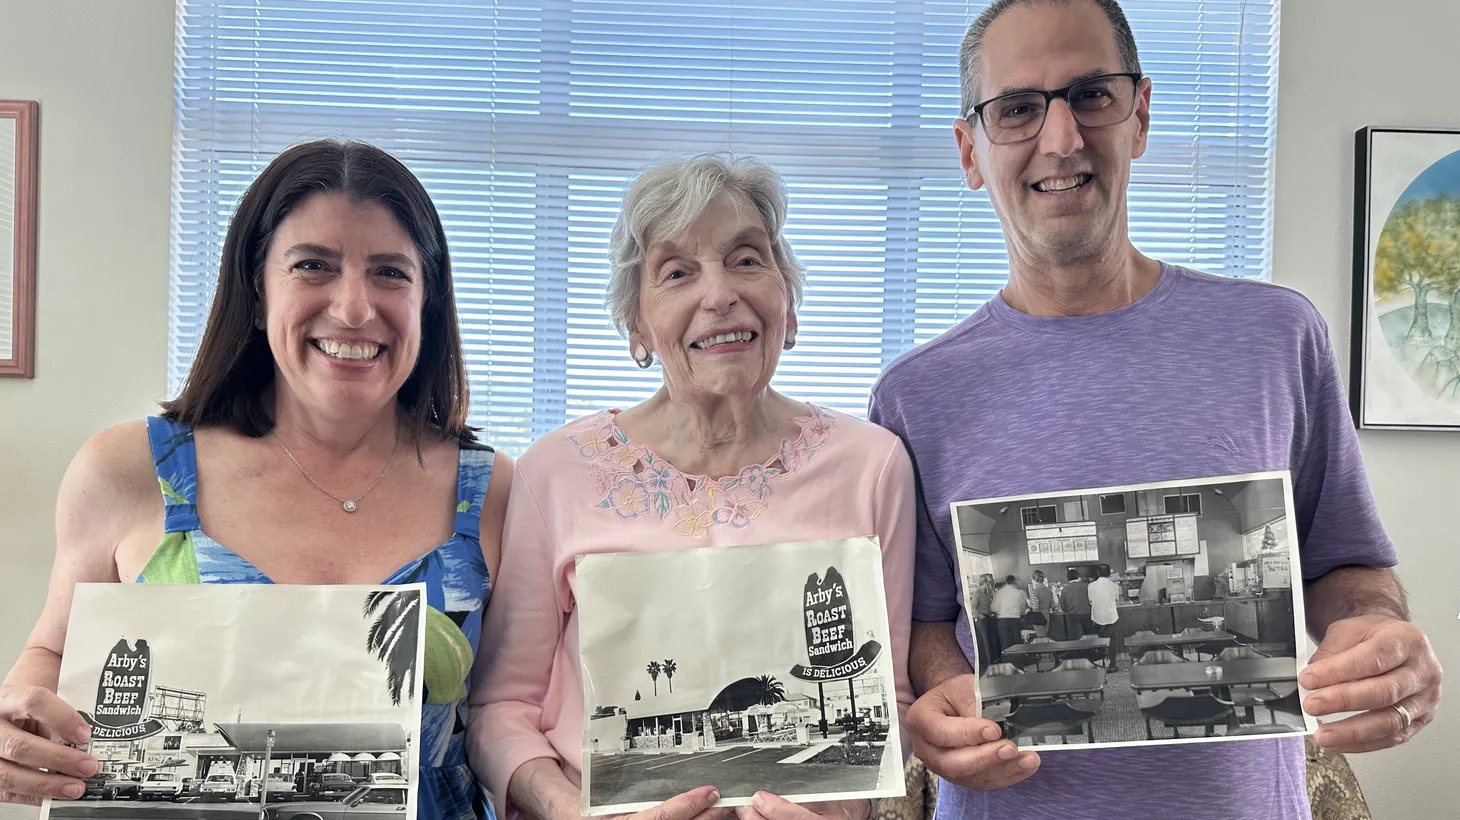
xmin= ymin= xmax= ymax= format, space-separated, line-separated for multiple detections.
xmin=466 ymin=404 xmax=916 ymax=816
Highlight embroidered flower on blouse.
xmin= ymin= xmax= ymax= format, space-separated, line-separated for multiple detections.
xmin=644 ymin=460 xmax=679 ymax=494
xmin=605 ymin=477 xmax=649 ymax=520
xmin=803 ymin=414 xmax=834 ymax=445
xmin=673 ymin=498 xmax=714 ymax=538
xmin=576 ymin=404 xmax=836 ymax=537
xmin=589 ymin=466 xmax=615 ymax=499
xmin=727 ymin=463 xmax=771 ymax=498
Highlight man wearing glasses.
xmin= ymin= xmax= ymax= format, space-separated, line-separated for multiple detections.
xmin=868 ymin=1 xmax=1442 ymax=818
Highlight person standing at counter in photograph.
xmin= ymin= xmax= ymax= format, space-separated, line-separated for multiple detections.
xmin=1059 ymin=568 xmax=1091 ymax=639
xmin=867 ymin=0 xmax=1443 ymax=817
xmin=1028 ymin=570 xmax=1054 ymax=638
xmin=992 ymin=575 xmax=1029 ymax=658
xmin=972 ymin=573 xmax=998 ymax=672
xmin=1088 ymin=565 xmax=1122 ymax=666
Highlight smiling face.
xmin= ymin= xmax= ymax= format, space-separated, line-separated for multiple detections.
xmin=632 ymin=192 xmax=797 ymax=405
xmin=259 ymin=192 xmax=425 ymax=420
xmin=954 ymin=0 xmax=1151 ymax=267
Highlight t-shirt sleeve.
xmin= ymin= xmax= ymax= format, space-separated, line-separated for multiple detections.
xmin=869 ymin=376 xmax=963 ymax=623
xmin=1292 ymin=308 xmax=1399 ymax=579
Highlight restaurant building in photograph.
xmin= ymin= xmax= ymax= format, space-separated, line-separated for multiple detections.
xmin=88 ymin=679 xmax=409 ymax=795
xmin=587 ymin=672 xmax=891 ymax=754
xmin=955 ymin=475 xmax=1308 ymax=747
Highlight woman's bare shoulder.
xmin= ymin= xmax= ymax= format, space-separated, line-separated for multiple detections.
xmin=58 ymin=420 xmax=162 ymax=535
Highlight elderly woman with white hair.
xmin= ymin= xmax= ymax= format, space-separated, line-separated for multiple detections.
xmin=466 ymin=153 xmax=916 ymax=820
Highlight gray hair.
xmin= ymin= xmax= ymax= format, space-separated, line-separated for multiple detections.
xmin=606 ymin=152 xmax=805 ymax=336
xmin=959 ymin=0 xmax=1142 ymax=118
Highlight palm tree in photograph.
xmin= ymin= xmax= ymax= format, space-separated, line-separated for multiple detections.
xmin=646 ymin=661 xmax=662 ymax=696
xmin=362 ymin=590 xmax=421 ymax=706
xmin=752 ymin=675 xmax=787 ymax=706
xmin=662 ymin=659 xmax=677 ymax=693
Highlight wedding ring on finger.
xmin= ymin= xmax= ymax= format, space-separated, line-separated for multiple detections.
xmin=1393 ymin=702 xmax=1414 ymax=732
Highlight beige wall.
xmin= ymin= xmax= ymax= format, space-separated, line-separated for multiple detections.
xmin=0 ymin=0 xmax=1455 ymax=817
xmin=1272 ymin=0 xmax=1460 ymax=816
xmin=0 ymin=2 xmax=173 ymax=817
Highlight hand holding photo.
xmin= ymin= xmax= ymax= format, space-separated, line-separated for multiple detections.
xmin=575 ymin=537 xmax=904 ymax=816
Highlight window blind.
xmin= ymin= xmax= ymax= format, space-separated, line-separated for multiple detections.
xmin=172 ymin=0 xmax=1279 ymax=455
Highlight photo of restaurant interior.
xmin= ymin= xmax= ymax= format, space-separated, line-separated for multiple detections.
xmin=954 ymin=474 xmax=1309 ymax=747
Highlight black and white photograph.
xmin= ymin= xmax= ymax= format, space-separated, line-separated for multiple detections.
xmin=41 ymin=583 xmax=426 ymax=820
xmin=951 ymin=471 xmax=1317 ymax=751
xmin=575 ymin=537 xmax=903 ymax=816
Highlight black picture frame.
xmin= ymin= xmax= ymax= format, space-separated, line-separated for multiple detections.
xmin=1350 ymin=125 xmax=1460 ymax=431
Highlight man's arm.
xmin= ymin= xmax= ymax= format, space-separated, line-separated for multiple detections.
xmin=909 ymin=620 xmax=972 ymax=696
xmin=1303 ymin=565 xmax=1408 ymax=639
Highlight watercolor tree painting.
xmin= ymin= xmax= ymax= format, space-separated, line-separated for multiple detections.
xmin=1371 ymin=149 xmax=1460 ymax=405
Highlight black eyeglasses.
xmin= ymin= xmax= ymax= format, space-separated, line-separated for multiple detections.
xmin=965 ymin=72 xmax=1143 ymax=145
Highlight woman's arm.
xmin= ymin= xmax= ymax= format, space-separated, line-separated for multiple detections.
xmin=2 ymin=421 xmax=156 ymax=805
xmin=467 ymin=456 xmax=572 ymax=817
xmin=874 ymin=437 xmax=918 ymax=730
xmin=477 ymin=449 xmax=515 ymax=586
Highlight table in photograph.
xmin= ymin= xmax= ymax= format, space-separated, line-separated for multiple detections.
xmin=1128 ymin=656 xmax=1299 ymax=691
xmin=979 ymin=668 xmax=1108 ymax=702
xmin=1124 ymin=630 xmax=1238 ymax=659
xmin=998 ymin=637 xmax=1111 ymax=669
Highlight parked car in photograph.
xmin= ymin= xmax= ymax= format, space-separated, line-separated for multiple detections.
xmin=308 ymin=772 xmax=360 ymax=801
xmin=82 ymin=771 xmax=141 ymax=800
xmin=199 ymin=771 xmax=240 ymax=801
xmin=262 ymin=784 xmax=408 ymax=819
xmin=367 ymin=772 xmax=405 ymax=785
xmin=244 ymin=771 xmax=298 ymax=802
xmin=137 ymin=771 xmax=185 ymax=801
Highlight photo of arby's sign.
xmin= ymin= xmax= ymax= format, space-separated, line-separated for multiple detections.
xmin=790 ymin=567 xmax=883 ymax=683
xmin=79 ymin=638 xmax=166 ymax=741
xmin=576 ymin=536 xmax=903 ymax=816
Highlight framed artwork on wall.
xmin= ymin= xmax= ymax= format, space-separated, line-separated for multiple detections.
xmin=1351 ymin=126 xmax=1460 ymax=430
xmin=0 ymin=100 xmax=38 ymax=378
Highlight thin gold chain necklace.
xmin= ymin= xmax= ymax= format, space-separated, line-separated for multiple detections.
xmin=271 ymin=431 xmax=399 ymax=513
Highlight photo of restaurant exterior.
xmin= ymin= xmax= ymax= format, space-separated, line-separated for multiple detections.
xmin=953 ymin=474 xmax=1309 ymax=747
xmin=84 ymin=681 xmax=408 ymax=799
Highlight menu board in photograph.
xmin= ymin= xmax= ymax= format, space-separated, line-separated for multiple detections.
xmin=1024 ymin=522 xmax=1098 ymax=565
xmin=1175 ymin=515 xmax=1201 ymax=555
xmin=1126 ymin=519 xmax=1150 ymax=558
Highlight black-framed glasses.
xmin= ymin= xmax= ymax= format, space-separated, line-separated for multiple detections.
xmin=965 ymin=72 xmax=1143 ymax=145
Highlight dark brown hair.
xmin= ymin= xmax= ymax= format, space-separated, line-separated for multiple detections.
xmin=161 ymin=139 xmax=476 ymax=444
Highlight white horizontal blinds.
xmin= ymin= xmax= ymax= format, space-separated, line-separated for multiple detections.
xmin=557 ymin=0 xmax=929 ymax=417
xmin=1123 ymin=1 xmax=1278 ymax=275
xmin=172 ymin=0 xmax=1277 ymax=454
xmin=913 ymin=0 xmax=1278 ymax=344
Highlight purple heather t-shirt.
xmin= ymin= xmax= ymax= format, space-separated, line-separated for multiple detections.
xmin=868 ymin=264 xmax=1398 ymax=820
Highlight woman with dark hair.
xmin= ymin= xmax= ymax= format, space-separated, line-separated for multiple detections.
xmin=0 ymin=139 xmax=511 ymax=820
